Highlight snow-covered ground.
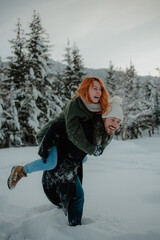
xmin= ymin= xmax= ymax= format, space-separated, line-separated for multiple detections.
xmin=0 ymin=134 xmax=160 ymax=240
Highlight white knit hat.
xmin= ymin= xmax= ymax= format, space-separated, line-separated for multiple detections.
xmin=102 ymin=96 xmax=123 ymax=121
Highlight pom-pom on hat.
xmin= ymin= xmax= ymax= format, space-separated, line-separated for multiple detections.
xmin=102 ymin=96 xmax=123 ymax=121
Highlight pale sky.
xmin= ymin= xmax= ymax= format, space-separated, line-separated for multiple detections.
xmin=0 ymin=0 xmax=160 ymax=76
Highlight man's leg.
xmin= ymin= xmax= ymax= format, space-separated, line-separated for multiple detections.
xmin=68 ymin=177 xmax=84 ymax=226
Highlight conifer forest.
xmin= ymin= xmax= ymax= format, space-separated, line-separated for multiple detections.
xmin=0 ymin=11 xmax=160 ymax=147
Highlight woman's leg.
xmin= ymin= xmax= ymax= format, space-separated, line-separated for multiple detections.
xmin=68 ymin=177 xmax=84 ymax=226
xmin=24 ymin=146 xmax=58 ymax=174
xmin=8 ymin=146 xmax=58 ymax=190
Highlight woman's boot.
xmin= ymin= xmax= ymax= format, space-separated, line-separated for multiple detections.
xmin=7 ymin=166 xmax=27 ymax=190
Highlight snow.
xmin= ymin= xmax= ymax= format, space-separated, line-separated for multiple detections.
xmin=0 ymin=135 xmax=160 ymax=240
xmin=29 ymin=68 xmax=35 ymax=79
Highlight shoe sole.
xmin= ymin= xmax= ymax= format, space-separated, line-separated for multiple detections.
xmin=7 ymin=166 xmax=16 ymax=190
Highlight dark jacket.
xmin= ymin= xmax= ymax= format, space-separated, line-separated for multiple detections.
xmin=37 ymin=97 xmax=113 ymax=215
xmin=41 ymin=119 xmax=93 ymax=215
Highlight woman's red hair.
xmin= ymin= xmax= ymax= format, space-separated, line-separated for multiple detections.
xmin=75 ymin=76 xmax=109 ymax=115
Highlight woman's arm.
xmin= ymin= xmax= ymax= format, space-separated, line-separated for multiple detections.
xmin=64 ymin=98 xmax=96 ymax=155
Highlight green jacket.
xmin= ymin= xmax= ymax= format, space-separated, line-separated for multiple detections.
xmin=36 ymin=96 xmax=113 ymax=155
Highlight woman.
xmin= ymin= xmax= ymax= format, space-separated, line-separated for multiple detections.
xmin=36 ymin=76 xmax=109 ymax=155
xmin=7 ymin=76 xmax=111 ymax=226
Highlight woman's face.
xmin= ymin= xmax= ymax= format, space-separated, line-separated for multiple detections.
xmin=88 ymin=80 xmax=102 ymax=103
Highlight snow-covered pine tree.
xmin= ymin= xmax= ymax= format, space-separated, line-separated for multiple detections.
xmin=127 ymin=76 xmax=144 ymax=138
xmin=45 ymin=59 xmax=65 ymax=119
xmin=7 ymin=18 xmax=28 ymax=145
xmin=142 ymin=77 xmax=159 ymax=135
xmin=105 ymin=62 xmax=124 ymax=100
xmin=26 ymin=10 xmax=53 ymax=128
xmin=0 ymin=75 xmax=21 ymax=147
xmin=62 ymin=41 xmax=85 ymax=100
xmin=0 ymin=96 xmax=3 ymax=145
xmin=154 ymin=91 xmax=160 ymax=132
xmin=71 ymin=42 xmax=85 ymax=97
xmin=7 ymin=18 xmax=27 ymax=107
xmin=154 ymin=69 xmax=160 ymax=132
xmin=121 ymin=62 xmax=141 ymax=139
xmin=54 ymin=70 xmax=64 ymax=98
xmin=0 ymin=57 xmax=4 ymax=146
xmin=1 ymin=18 xmax=27 ymax=147
xmin=19 ymin=74 xmax=41 ymax=145
xmin=105 ymin=61 xmax=117 ymax=96
xmin=62 ymin=40 xmax=75 ymax=100
xmin=115 ymin=68 xmax=126 ymax=97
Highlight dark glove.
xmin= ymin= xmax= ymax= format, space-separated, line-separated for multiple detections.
xmin=93 ymin=145 xmax=104 ymax=156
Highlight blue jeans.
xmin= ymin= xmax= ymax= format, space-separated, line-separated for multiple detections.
xmin=24 ymin=146 xmax=87 ymax=174
xmin=68 ymin=176 xmax=84 ymax=226
xmin=24 ymin=146 xmax=85 ymax=225
xmin=24 ymin=146 xmax=58 ymax=174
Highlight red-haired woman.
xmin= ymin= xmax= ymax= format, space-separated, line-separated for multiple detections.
xmin=7 ymin=77 xmax=111 ymax=226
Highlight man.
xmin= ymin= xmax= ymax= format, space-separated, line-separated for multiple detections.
xmin=41 ymin=95 xmax=123 ymax=226
xmin=102 ymin=95 xmax=123 ymax=135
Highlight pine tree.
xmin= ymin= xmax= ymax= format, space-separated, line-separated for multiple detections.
xmin=0 ymin=75 xmax=21 ymax=147
xmin=154 ymin=69 xmax=160 ymax=132
xmin=121 ymin=62 xmax=140 ymax=139
xmin=62 ymin=41 xmax=85 ymax=100
xmin=26 ymin=10 xmax=53 ymax=128
xmin=71 ymin=42 xmax=85 ymax=96
xmin=154 ymin=91 xmax=160 ymax=132
xmin=20 ymin=75 xmax=40 ymax=144
xmin=62 ymin=40 xmax=75 ymax=100
xmin=105 ymin=61 xmax=116 ymax=96
xmin=54 ymin=70 xmax=64 ymax=97
xmin=141 ymin=77 xmax=160 ymax=135
xmin=7 ymin=18 xmax=27 ymax=106
xmin=128 ymin=76 xmax=144 ymax=138
xmin=1 ymin=19 xmax=27 ymax=146
xmin=0 ymin=57 xmax=4 ymax=145
xmin=6 ymin=18 xmax=28 ymax=145
xmin=142 ymin=78 xmax=154 ymax=133
xmin=105 ymin=62 xmax=125 ymax=99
